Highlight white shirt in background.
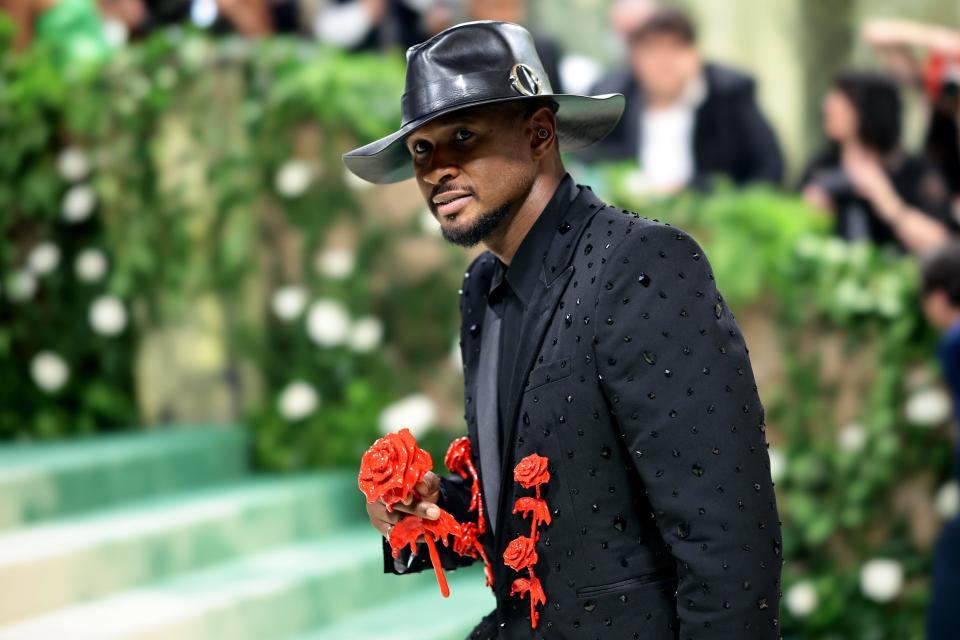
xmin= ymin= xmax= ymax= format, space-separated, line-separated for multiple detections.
xmin=638 ymin=72 xmax=707 ymax=192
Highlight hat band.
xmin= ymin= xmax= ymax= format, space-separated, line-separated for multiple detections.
xmin=400 ymin=67 xmax=551 ymax=126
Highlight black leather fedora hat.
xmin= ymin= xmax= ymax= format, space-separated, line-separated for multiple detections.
xmin=342 ymin=20 xmax=625 ymax=184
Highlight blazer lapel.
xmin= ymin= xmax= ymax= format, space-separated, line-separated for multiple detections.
xmin=492 ymin=185 xmax=605 ymax=557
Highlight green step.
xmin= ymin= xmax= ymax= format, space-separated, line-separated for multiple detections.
xmin=294 ymin=570 xmax=495 ymax=640
xmin=0 ymin=471 xmax=364 ymax=625
xmin=0 ymin=526 xmax=481 ymax=640
xmin=0 ymin=426 xmax=248 ymax=530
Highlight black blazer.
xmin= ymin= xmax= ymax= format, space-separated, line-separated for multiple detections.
xmin=576 ymin=62 xmax=784 ymax=189
xmin=381 ymin=182 xmax=783 ymax=639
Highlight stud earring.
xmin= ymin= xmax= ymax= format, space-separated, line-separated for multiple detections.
xmin=537 ymin=128 xmax=549 ymax=139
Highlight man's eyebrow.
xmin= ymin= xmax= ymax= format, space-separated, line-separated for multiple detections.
xmin=405 ymin=117 xmax=482 ymax=147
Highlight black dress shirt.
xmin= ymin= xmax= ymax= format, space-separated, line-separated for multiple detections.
xmin=487 ymin=172 xmax=579 ymax=442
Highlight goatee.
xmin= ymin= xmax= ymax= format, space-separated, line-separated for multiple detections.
xmin=439 ymin=200 xmax=514 ymax=247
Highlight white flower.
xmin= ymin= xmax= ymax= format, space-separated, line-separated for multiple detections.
xmin=271 ymin=286 xmax=308 ymax=321
xmin=62 ymin=185 xmax=96 ymax=223
xmin=343 ymin=166 xmax=375 ymax=191
xmin=30 ymin=351 xmax=70 ymax=393
xmin=860 ymin=558 xmax=903 ymax=603
xmin=935 ymin=481 xmax=960 ymax=520
xmin=89 ymin=295 xmax=128 ymax=336
xmin=6 ymin=270 xmax=37 ymax=303
xmin=305 ymin=298 xmax=350 ymax=346
xmin=278 ymin=380 xmax=320 ymax=421
xmin=315 ymin=247 xmax=355 ymax=280
xmin=378 ymin=393 xmax=436 ymax=439
xmin=768 ymin=447 xmax=786 ymax=483
xmin=57 ymin=148 xmax=91 ymax=182
xmin=27 ymin=242 xmax=60 ymax=276
xmin=795 ymin=234 xmax=821 ymax=259
xmin=75 ymin=248 xmax=108 ymax=283
xmin=838 ymin=423 xmax=867 ymax=453
xmin=102 ymin=18 xmax=129 ymax=47
xmin=785 ymin=580 xmax=818 ymax=617
xmin=348 ymin=316 xmax=383 ymax=352
xmin=275 ymin=160 xmax=313 ymax=198
xmin=821 ymin=238 xmax=849 ymax=265
xmin=905 ymin=388 xmax=951 ymax=428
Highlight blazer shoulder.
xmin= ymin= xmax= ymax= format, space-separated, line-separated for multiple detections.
xmin=591 ymin=205 xmax=695 ymax=250
xmin=589 ymin=207 xmax=710 ymax=282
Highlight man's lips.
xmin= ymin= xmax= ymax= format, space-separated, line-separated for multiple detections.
xmin=433 ymin=192 xmax=473 ymax=217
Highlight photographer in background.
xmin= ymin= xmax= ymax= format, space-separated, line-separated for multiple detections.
xmin=577 ymin=6 xmax=784 ymax=193
xmin=799 ymin=70 xmax=957 ymax=255
xmin=919 ymin=242 xmax=960 ymax=640
xmin=863 ymin=19 xmax=960 ymax=217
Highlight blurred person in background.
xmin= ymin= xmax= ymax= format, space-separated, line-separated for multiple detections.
xmin=799 ymin=70 xmax=957 ymax=255
xmin=919 ymin=242 xmax=960 ymax=640
xmin=3 ymin=0 xmax=124 ymax=60
xmin=576 ymin=6 xmax=784 ymax=193
xmin=312 ymin=0 xmax=433 ymax=51
xmin=460 ymin=0 xmax=565 ymax=94
xmin=863 ymin=19 xmax=960 ymax=222
xmin=143 ymin=0 xmax=276 ymax=36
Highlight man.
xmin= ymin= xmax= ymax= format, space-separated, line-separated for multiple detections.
xmin=576 ymin=7 xmax=783 ymax=193
xmin=920 ymin=242 xmax=960 ymax=640
xmin=344 ymin=20 xmax=782 ymax=638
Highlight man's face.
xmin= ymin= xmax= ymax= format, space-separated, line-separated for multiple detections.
xmin=405 ymin=102 xmax=541 ymax=247
xmin=629 ymin=33 xmax=699 ymax=102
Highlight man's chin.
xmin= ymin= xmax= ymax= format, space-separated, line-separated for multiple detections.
xmin=437 ymin=200 xmax=513 ymax=248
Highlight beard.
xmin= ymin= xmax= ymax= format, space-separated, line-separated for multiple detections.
xmin=439 ymin=198 xmax=514 ymax=247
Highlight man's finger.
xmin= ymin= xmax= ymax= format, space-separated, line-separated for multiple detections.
xmin=414 ymin=500 xmax=440 ymax=520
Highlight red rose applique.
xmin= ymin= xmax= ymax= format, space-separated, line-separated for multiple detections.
xmin=503 ymin=535 xmax=539 ymax=571
xmin=513 ymin=453 xmax=550 ymax=489
xmin=387 ymin=505 xmax=462 ymax=597
xmin=358 ymin=428 xmax=461 ymax=597
xmin=358 ymin=427 xmax=432 ymax=512
xmin=503 ymin=452 xmax=552 ymax=629
xmin=444 ymin=437 xmax=494 ymax=587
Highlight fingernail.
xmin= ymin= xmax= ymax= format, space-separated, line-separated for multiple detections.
xmin=427 ymin=507 xmax=439 ymax=519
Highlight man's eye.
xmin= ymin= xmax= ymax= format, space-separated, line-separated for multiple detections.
xmin=454 ymin=129 xmax=473 ymax=142
xmin=412 ymin=141 xmax=430 ymax=154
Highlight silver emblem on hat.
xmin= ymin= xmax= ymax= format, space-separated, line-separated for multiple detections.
xmin=509 ymin=63 xmax=542 ymax=96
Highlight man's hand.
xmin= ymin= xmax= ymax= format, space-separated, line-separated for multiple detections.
xmin=365 ymin=470 xmax=442 ymax=543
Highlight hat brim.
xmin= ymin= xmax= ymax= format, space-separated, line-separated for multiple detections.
xmin=342 ymin=93 xmax=625 ymax=184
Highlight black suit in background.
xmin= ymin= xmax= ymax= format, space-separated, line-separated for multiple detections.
xmin=576 ymin=62 xmax=784 ymax=190
xmin=382 ymin=177 xmax=783 ymax=638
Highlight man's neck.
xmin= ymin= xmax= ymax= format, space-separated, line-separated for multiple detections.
xmin=484 ymin=172 xmax=563 ymax=267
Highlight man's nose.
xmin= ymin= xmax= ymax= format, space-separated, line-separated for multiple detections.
xmin=423 ymin=148 xmax=460 ymax=186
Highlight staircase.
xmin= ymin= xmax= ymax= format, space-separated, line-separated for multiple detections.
xmin=0 ymin=427 xmax=494 ymax=640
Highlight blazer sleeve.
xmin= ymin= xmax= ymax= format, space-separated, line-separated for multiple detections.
xmin=381 ymin=472 xmax=479 ymax=575
xmin=592 ymin=222 xmax=783 ymax=637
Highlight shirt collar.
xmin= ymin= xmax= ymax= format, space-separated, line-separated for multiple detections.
xmin=489 ymin=172 xmax=579 ymax=308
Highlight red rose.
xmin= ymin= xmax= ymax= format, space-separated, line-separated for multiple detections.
xmin=503 ymin=535 xmax=538 ymax=572
xmin=357 ymin=427 xmax=432 ymax=511
xmin=513 ymin=453 xmax=550 ymax=489
xmin=444 ymin=436 xmax=473 ymax=478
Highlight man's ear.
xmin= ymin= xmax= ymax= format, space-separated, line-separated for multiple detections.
xmin=527 ymin=106 xmax=557 ymax=161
